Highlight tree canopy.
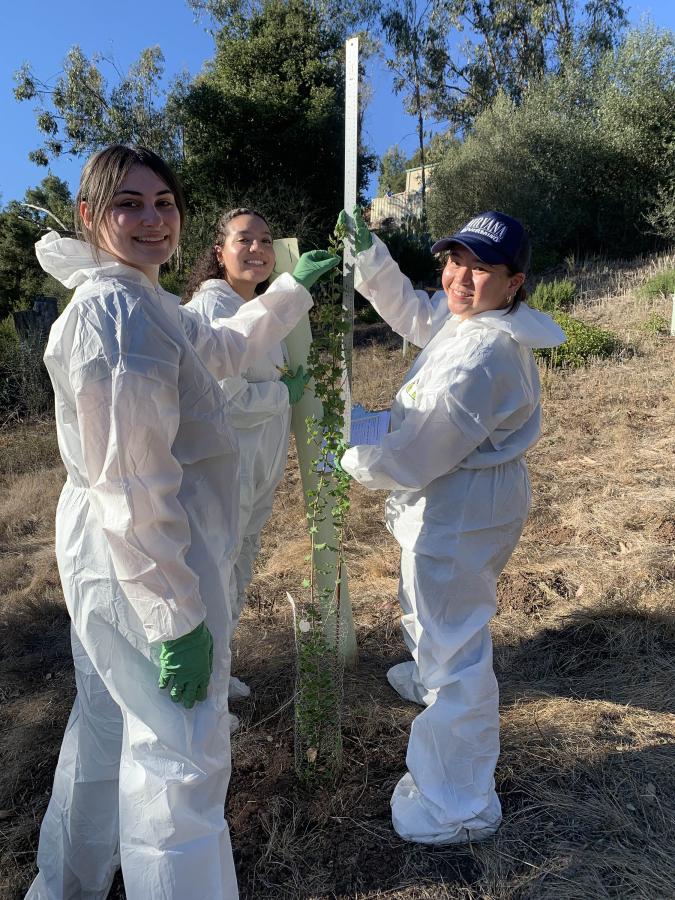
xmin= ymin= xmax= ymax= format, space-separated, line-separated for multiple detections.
xmin=427 ymin=25 xmax=675 ymax=263
xmin=380 ymin=0 xmax=627 ymax=133
xmin=13 ymin=0 xmax=376 ymax=251
xmin=9 ymin=0 xmax=671 ymax=285
xmin=0 ymin=177 xmax=73 ymax=318
xmin=376 ymin=146 xmax=408 ymax=196
xmin=175 ymin=0 xmax=375 ymax=242
xmin=186 ymin=0 xmax=379 ymax=41
xmin=14 ymin=46 xmax=178 ymax=167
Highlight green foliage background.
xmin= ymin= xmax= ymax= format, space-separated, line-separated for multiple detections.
xmin=528 ymin=279 xmax=576 ymax=313
xmin=0 ymin=176 xmax=73 ymax=319
xmin=534 ymin=313 xmax=622 ymax=368
xmin=638 ymin=270 xmax=675 ymax=299
xmin=4 ymin=2 xmax=675 ymax=323
xmin=427 ymin=27 xmax=675 ymax=264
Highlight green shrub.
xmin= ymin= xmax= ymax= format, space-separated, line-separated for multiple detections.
xmin=638 ymin=270 xmax=675 ymax=299
xmin=378 ymin=215 xmax=439 ymax=287
xmin=0 ymin=316 xmax=19 ymax=358
xmin=0 ymin=319 xmax=53 ymax=419
xmin=535 ymin=312 xmax=621 ymax=368
xmin=428 ymin=27 xmax=675 ymax=264
xmin=529 ymin=279 xmax=576 ymax=313
xmin=159 ymin=269 xmax=186 ymax=297
xmin=641 ymin=312 xmax=670 ymax=335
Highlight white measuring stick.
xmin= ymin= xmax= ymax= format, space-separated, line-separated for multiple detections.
xmin=342 ymin=36 xmax=359 ymax=444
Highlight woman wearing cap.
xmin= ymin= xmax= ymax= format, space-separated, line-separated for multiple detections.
xmin=338 ymin=208 xmax=565 ymax=845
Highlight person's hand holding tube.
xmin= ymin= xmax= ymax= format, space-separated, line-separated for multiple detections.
xmin=280 ymin=365 xmax=311 ymax=405
xmin=291 ymin=250 xmax=340 ymax=290
xmin=337 ymin=206 xmax=373 ymax=254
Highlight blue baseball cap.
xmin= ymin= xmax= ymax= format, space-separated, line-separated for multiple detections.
xmin=431 ymin=210 xmax=531 ymax=273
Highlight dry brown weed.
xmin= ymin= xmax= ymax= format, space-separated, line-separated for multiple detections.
xmin=1 ymin=252 xmax=674 ymax=899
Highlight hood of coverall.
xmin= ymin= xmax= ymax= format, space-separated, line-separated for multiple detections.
xmin=458 ymin=303 xmax=566 ymax=350
xmin=36 ymin=229 xmax=160 ymax=291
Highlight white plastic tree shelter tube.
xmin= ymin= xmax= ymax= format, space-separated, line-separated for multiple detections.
xmin=272 ymin=238 xmax=358 ymax=666
xmin=269 ymin=38 xmax=361 ymax=667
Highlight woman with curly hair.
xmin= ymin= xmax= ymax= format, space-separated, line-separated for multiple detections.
xmin=184 ymin=209 xmax=309 ymax=722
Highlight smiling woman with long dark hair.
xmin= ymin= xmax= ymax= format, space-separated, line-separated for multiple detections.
xmin=183 ymin=208 xmax=303 ymax=724
xmin=24 ymin=144 xmax=320 ymax=900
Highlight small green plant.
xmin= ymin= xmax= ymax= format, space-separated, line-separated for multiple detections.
xmin=638 ymin=270 xmax=675 ymax=299
xmin=293 ymin=218 xmax=352 ymax=780
xmin=535 ymin=312 xmax=621 ymax=368
xmin=529 ymin=279 xmax=576 ymax=313
xmin=0 ymin=316 xmax=19 ymax=358
xmin=641 ymin=312 xmax=670 ymax=335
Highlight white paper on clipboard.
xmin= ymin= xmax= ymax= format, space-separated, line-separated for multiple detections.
xmin=316 ymin=404 xmax=391 ymax=472
xmin=350 ymin=403 xmax=390 ymax=446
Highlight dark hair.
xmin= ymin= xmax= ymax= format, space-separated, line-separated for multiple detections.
xmin=506 ymin=267 xmax=527 ymax=315
xmin=182 ymin=208 xmax=272 ymax=303
xmin=75 ymin=145 xmax=186 ymax=253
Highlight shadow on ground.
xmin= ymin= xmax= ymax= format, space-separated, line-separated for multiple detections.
xmin=5 ymin=602 xmax=674 ymax=898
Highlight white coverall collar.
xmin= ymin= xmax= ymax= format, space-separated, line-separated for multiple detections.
xmin=35 ymin=229 xmax=164 ymax=293
xmin=454 ymin=303 xmax=566 ymax=349
xmin=197 ymin=279 xmax=246 ymax=307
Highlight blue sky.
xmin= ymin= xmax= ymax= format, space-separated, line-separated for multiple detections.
xmin=1 ymin=0 xmax=673 ymax=204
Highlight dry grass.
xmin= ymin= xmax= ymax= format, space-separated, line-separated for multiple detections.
xmin=1 ymin=256 xmax=674 ymax=899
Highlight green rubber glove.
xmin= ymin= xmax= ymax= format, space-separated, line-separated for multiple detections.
xmin=280 ymin=365 xmax=311 ymax=405
xmin=292 ymin=250 xmax=340 ymax=290
xmin=336 ymin=207 xmax=373 ymax=254
xmin=352 ymin=206 xmax=373 ymax=253
xmin=158 ymin=621 xmax=213 ymax=709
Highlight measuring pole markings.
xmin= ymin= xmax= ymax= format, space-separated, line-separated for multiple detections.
xmin=342 ymin=35 xmax=359 ymax=444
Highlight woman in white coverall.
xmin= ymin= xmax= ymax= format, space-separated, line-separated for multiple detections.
xmin=339 ymin=208 xmax=565 ymax=845
xmin=184 ymin=209 xmax=305 ymax=716
xmin=26 ymin=145 xmax=337 ymax=900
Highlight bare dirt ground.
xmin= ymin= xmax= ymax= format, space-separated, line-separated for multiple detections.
xmin=1 ymin=254 xmax=674 ymax=899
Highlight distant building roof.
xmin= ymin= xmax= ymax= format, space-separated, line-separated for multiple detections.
xmin=371 ymin=164 xmax=436 ymax=229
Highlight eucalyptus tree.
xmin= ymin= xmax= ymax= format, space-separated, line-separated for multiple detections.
xmin=379 ymin=0 xmax=627 ymax=143
xmin=425 ymin=0 xmax=627 ymax=127
xmin=380 ymin=0 xmax=448 ymax=219
xmin=14 ymin=46 xmax=179 ymax=167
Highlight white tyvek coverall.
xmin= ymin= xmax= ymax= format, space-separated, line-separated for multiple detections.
xmin=341 ymin=236 xmax=565 ymax=845
xmin=25 ymin=232 xmax=312 ymax=900
xmin=187 ymin=280 xmax=291 ymax=646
